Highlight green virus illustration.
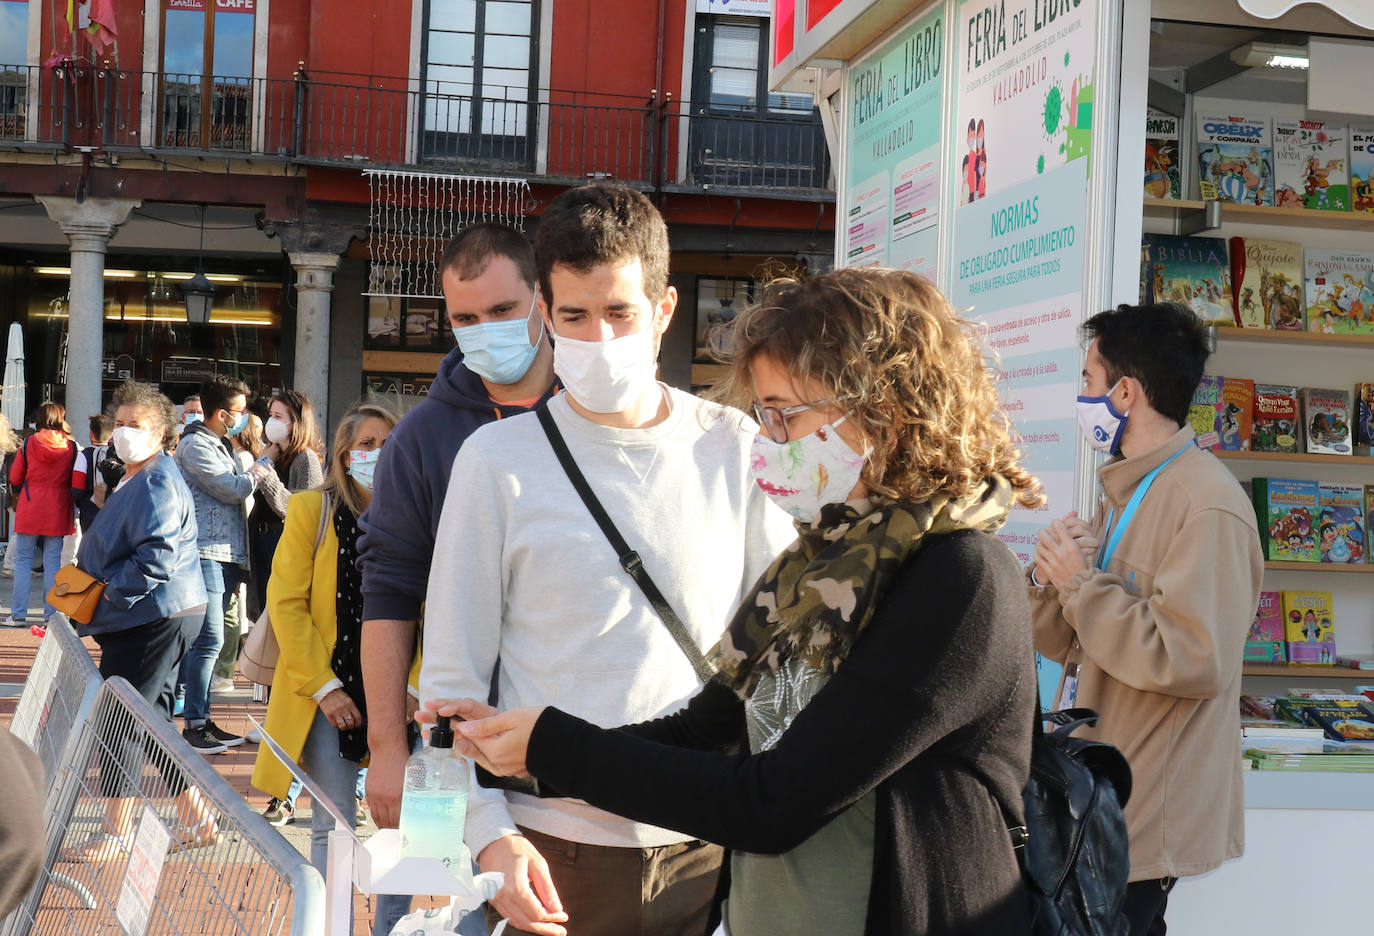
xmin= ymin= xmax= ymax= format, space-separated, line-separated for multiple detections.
xmin=1038 ymin=154 xmax=1046 ymax=174
xmin=1042 ymin=82 xmax=1064 ymax=139
xmin=1064 ymin=51 xmax=1070 ymax=66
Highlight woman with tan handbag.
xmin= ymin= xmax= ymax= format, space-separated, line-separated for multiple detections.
xmin=62 ymin=381 xmax=219 ymax=861
xmin=250 ymin=397 xmax=417 ymax=936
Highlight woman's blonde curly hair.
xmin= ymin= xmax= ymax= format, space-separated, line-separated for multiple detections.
xmin=713 ymin=267 xmax=1044 ymax=509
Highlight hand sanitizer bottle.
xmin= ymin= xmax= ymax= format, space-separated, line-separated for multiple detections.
xmin=398 ymin=715 xmax=468 ymax=868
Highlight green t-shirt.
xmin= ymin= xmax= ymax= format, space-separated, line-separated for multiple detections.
xmin=724 ymin=658 xmax=876 ymax=936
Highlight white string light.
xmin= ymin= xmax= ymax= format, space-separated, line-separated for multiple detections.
xmin=364 ymin=169 xmax=530 ymax=298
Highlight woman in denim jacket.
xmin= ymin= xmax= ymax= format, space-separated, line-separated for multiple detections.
xmin=66 ymin=382 xmax=218 ymax=861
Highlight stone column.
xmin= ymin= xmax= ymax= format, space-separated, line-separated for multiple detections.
xmin=36 ymin=196 xmax=140 ymax=434
xmin=262 ymin=209 xmax=366 ymax=429
xmin=287 ymin=252 xmax=341 ymax=424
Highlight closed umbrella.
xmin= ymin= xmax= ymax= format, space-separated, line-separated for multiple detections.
xmin=2 ymin=322 xmax=24 ymax=431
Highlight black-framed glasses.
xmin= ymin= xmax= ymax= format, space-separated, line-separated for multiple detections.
xmin=753 ymin=400 xmax=832 ymax=444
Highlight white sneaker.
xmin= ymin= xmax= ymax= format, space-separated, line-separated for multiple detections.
xmin=243 ymin=726 xmax=263 ymax=743
xmin=209 ymin=675 xmax=236 ymax=692
xmin=1 ymin=616 xmax=25 ymax=628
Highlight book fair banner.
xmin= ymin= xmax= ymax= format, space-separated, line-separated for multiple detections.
xmin=841 ymin=6 xmax=944 ymax=279
xmin=950 ymin=0 xmax=1100 ymax=706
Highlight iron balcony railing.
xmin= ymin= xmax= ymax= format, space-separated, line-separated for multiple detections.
xmin=0 ymin=63 xmax=831 ymax=195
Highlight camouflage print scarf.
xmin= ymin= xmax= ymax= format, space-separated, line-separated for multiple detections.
xmin=709 ymin=476 xmax=1015 ymax=700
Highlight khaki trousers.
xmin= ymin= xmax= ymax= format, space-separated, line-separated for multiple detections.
xmin=486 ymin=825 xmax=723 ymax=936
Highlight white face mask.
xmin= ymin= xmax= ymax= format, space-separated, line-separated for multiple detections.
xmin=265 ymin=416 xmax=291 ymax=445
xmin=1075 ymin=378 xmax=1129 ymax=455
xmin=749 ymin=418 xmax=867 ymax=524
xmin=111 ymin=426 xmax=161 ymax=466
xmin=551 ymin=327 xmax=659 ymax=414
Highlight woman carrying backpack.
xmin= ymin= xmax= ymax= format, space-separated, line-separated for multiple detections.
xmin=5 ymin=402 xmax=77 ymax=628
xmin=432 ymin=269 xmax=1042 ymax=936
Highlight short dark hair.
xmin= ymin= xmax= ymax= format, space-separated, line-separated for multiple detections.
xmin=183 ymin=394 xmax=200 ymax=405
xmin=1080 ymin=302 xmax=1209 ymax=427
xmin=89 ymin=414 xmax=113 ymax=441
xmin=199 ymin=374 xmax=251 ymax=418
xmin=534 ymin=184 xmax=669 ymax=307
xmin=439 ymin=223 xmax=536 ymax=287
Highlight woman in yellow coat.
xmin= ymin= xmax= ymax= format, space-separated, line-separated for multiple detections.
xmin=250 ymin=397 xmax=416 ymax=936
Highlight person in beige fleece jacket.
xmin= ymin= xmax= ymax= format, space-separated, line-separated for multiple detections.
xmin=1028 ymin=302 xmax=1263 ymax=936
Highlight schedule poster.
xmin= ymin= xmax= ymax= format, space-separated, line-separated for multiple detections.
xmin=951 ymin=0 xmax=1100 ymax=707
xmin=842 ymin=7 xmax=944 ymax=280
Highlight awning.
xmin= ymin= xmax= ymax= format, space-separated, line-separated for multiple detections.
xmin=1238 ymin=1 xmax=1374 ymax=30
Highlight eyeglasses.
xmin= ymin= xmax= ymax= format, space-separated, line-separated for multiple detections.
xmin=753 ymin=400 xmax=832 ymax=444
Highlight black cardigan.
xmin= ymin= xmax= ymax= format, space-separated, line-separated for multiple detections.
xmin=526 ymin=529 xmax=1036 ymax=936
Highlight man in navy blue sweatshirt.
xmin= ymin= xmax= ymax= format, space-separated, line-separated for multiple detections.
xmin=358 ymin=223 xmax=557 ymax=831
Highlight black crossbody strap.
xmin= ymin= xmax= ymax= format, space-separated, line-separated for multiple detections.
xmin=536 ymin=405 xmax=715 ymax=684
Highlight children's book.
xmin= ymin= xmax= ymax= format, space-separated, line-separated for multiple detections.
xmin=1303 ymin=248 xmax=1374 ymax=335
xmin=1318 ymin=483 xmax=1366 ymax=564
xmin=1367 ymin=485 xmax=1374 ymax=565
xmin=1145 ymin=109 xmax=1183 ymax=200
xmin=1301 ymin=388 xmax=1353 ymax=455
xmin=1351 ymin=126 xmax=1374 ymax=214
xmin=1245 ymin=592 xmax=1286 ymax=662
xmin=1302 ymin=703 xmax=1374 ymax=742
xmin=1253 ymin=478 xmax=1320 ymax=562
xmin=1273 ymin=119 xmax=1350 ymax=211
xmin=1197 ymin=114 xmax=1274 ymax=206
xmin=1140 ymin=234 xmax=1235 ymax=326
xmin=1228 ymin=237 xmax=1302 ymax=329
xmin=1356 ymin=383 xmax=1374 ymax=448
xmin=1188 ymin=375 xmax=1223 ymax=449
xmin=1219 ymin=377 xmax=1254 ymax=451
xmin=1281 ymin=591 xmax=1336 ymax=664
xmin=1337 ymin=656 xmax=1374 ymax=671
xmin=1251 ymin=384 xmax=1300 ymax=452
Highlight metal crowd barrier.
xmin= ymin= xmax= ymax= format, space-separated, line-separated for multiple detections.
xmin=8 ymin=614 xmax=103 ymax=791
xmin=1 ymin=676 xmax=324 ymax=936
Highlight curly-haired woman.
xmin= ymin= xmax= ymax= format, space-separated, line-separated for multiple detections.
xmin=431 ymin=268 xmax=1042 ymax=936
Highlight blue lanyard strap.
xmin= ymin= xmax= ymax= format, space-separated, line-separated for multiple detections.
xmin=1096 ymin=443 xmax=1192 ymax=571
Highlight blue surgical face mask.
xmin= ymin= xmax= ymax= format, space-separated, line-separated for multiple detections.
xmin=453 ymin=294 xmax=543 ymax=385
xmin=1076 ymin=379 xmax=1128 ymax=455
xmin=223 ymin=410 xmax=250 ymax=437
xmin=182 ymin=411 xmax=203 ymax=426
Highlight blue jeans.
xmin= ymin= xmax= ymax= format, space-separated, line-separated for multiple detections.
xmin=183 ymin=558 xmax=245 ymax=726
xmin=10 ymin=532 xmax=63 ymax=621
xmin=284 ymin=770 xmax=360 ymax=810
xmin=301 ymin=709 xmax=412 ymax=936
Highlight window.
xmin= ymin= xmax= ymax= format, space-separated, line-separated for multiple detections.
xmin=159 ymin=0 xmax=256 ymax=150
xmin=690 ymin=14 xmax=828 ymax=189
xmin=422 ymin=0 xmax=537 ymax=165
xmin=0 ymin=1 xmax=28 ymax=65
xmin=0 ymin=1 xmax=28 ymax=140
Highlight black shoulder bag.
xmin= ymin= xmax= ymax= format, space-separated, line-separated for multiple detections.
xmin=535 ymin=405 xmax=715 ymax=683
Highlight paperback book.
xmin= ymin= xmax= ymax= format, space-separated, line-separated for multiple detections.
xmin=1356 ymin=383 xmax=1374 ymax=448
xmin=1219 ymin=377 xmax=1254 ymax=451
xmin=1352 ymin=126 xmax=1374 ymax=214
xmin=1281 ymin=590 xmax=1336 ymax=664
xmin=1302 ymin=703 xmax=1374 ymax=742
xmin=1253 ymin=478 xmax=1320 ymax=562
xmin=1245 ymin=592 xmax=1285 ymax=662
xmin=1318 ymin=483 xmax=1365 ymax=564
xmin=1251 ymin=384 xmax=1300 ymax=452
xmin=1144 ymin=109 xmax=1182 ymax=200
xmin=1197 ymin=113 xmax=1274 ymax=206
xmin=1273 ymin=119 xmax=1350 ymax=211
xmin=1188 ymin=376 xmax=1223 ymax=449
xmin=1141 ymin=234 xmax=1235 ymax=326
xmin=1228 ymin=237 xmax=1303 ymax=329
xmin=1303 ymin=248 xmax=1374 ymax=335
xmin=1301 ymin=387 xmax=1353 ymax=455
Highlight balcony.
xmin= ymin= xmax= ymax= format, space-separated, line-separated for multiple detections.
xmin=0 ymin=63 xmax=832 ymax=198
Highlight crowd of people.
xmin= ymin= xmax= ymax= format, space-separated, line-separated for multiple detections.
xmin=1 ymin=181 xmax=1264 ymax=936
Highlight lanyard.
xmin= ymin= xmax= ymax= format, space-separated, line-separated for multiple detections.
xmin=1096 ymin=443 xmax=1191 ymax=571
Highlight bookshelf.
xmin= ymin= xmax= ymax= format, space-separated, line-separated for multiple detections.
xmin=1216 ymin=450 xmax=1374 ymax=467
xmin=1213 ymin=328 xmax=1374 ymax=351
xmin=1144 ymin=197 xmax=1374 ymax=233
xmin=1241 ymin=662 xmax=1367 ymax=678
xmin=1263 ymin=561 xmax=1374 ymax=574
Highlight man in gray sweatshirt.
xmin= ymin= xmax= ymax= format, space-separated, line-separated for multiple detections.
xmin=420 ymin=184 xmax=795 ymax=936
